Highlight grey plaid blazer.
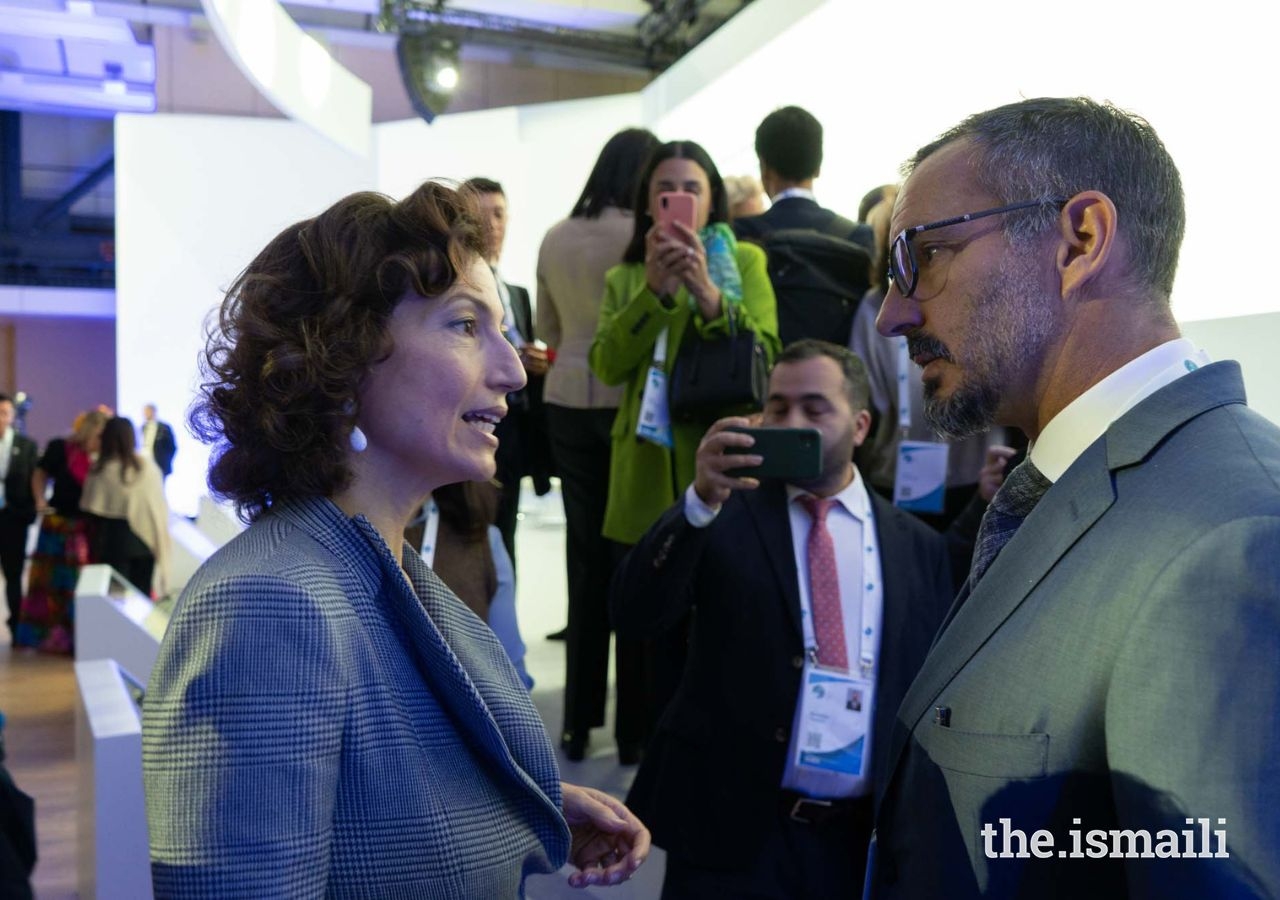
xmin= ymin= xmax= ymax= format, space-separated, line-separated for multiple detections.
xmin=143 ymin=497 xmax=569 ymax=898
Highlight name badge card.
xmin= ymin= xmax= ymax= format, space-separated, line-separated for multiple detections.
xmin=894 ymin=440 xmax=949 ymax=514
xmin=795 ymin=663 xmax=874 ymax=777
xmin=636 ymin=365 xmax=673 ymax=448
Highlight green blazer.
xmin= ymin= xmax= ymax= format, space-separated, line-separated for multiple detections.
xmin=589 ymin=243 xmax=779 ymax=544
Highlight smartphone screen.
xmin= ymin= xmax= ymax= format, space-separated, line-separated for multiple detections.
xmin=724 ymin=427 xmax=822 ymax=481
xmin=656 ymin=191 xmax=697 ymax=236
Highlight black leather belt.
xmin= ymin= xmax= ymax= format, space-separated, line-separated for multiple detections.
xmin=780 ymin=790 xmax=872 ymax=826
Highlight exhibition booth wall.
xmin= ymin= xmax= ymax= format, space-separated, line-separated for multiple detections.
xmin=113 ymin=0 xmax=1279 ymax=515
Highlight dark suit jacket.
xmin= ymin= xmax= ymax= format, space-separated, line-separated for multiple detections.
xmin=611 ymin=481 xmax=952 ymax=868
xmin=873 ymin=361 xmax=1280 ymax=899
xmin=149 ymin=421 xmax=176 ymax=477
xmin=0 ymin=434 xmax=39 ymax=527
xmin=734 ymin=196 xmax=874 ymax=251
xmin=495 ymin=281 xmax=553 ymax=494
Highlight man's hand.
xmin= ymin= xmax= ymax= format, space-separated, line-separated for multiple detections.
xmin=978 ymin=445 xmax=1018 ymax=502
xmin=519 ymin=344 xmax=550 ymax=377
xmin=693 ymin=416 xmax=764 ymax=509
xmin=561 ymin=783 xmax=650 ymax=889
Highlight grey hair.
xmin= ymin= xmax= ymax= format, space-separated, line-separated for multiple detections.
xmin=906 ymin=97 xmax=1185 ymax=301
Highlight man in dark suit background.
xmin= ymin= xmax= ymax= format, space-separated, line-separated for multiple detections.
xmin=611 ymin=340 xmax=953 ymax=898
xmin=872 ymin=97 xmax=1280 ymax=898
xmin=734 ymin=105 xmax=872 ymax=250
xmin=465 ymin=178 xmax=553 ymax=578
xmin=0 ymin=393 xmax=39 ymax=642
xmin=141 ymin=403 xmax=176 ymax=480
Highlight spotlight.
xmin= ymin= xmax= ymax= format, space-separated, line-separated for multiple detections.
xmin=396 ymin=31 xmax=461 ymax=124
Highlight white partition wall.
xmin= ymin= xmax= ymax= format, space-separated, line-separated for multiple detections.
xmin=374 ymin=92 xmax=645 ymax=292
xmin=115 ymin=114 xmax=374 ymax=516
xmin=76 ymin=658 xmax=153 ymax=900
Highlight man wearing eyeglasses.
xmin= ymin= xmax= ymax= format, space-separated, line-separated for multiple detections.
xmin=870 ymin=97 xmax=1280 ymax=898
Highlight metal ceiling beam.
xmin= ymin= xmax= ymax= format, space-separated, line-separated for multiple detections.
xmin=384 ymin=2 xmax=681 ymax=70
xmin=30 ymin=157 xmax=116 ymax=235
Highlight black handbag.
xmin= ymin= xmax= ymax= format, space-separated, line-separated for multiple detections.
xmin=668 ymin=305 xmax=768 ymax=422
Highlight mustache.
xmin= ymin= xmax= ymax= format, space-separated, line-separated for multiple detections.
xmin=906 ymin=331 xmax=954 ymax=365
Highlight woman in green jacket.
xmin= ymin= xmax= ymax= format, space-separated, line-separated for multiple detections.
xmin=589 ymin=140 xmax=779 ymax=749
xmin=590 ymin=140 xmax=780 ymax=546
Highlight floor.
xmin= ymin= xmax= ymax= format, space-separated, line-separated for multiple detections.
xmin=0 ymin=483 xmax=666 ymax=898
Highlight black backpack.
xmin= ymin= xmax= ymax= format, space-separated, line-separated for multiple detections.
xmin=757 ymin=227 xmax=872 ymax=347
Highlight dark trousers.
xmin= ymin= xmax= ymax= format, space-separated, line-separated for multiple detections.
xmin=547 ymin=404 xmax=648 ymax=746
xmin=0 ymin=519 xmax=29 ymax=635
xmin=91 ymin=516 xmax=155 ymax=597
xmin=662 ymin=796 xmax=873 ymax=899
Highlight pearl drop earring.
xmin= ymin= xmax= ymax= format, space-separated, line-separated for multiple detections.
xmin=349 ymin=425 xmax=368 ymax=453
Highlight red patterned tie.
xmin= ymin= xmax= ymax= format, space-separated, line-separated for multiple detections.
xmin=799 ymin=495 xmax=848 ymax=670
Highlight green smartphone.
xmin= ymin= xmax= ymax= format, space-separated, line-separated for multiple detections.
xmin=724 ymin=427 xmax=822 ymax=481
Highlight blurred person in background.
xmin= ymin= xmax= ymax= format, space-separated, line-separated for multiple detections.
xmin=0 ymin=394 xmax=39 ymax=646
xmin=81 ymin=416 xmax=171 ymax=598
xmin=16 ymin=409 xmax=108 ymax=653
xmin=535 ymin=127 xmax=661 ymax=762
xmin=463 ymin=177 xmax=553 ymax=580
xmin=144 ymin=181 xmax=648 ymax=896
xmin=724 ymin=174 xmax=767 ymax=221
xmin=140 ymin=403 xmax=177 ymax=481
xmin=590 ymin=139 xmax=780 ymax=757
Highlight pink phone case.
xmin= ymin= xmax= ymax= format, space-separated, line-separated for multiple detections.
xmin=656 ymin=191 xmax=696 ymax=235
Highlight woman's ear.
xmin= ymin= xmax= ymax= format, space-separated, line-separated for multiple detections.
xmin=1055 ymin=190 xmax=1119 ymax=299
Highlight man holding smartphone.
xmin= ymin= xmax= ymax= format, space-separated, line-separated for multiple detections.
xmin=610 ymin=339 xmax=953 ymax=899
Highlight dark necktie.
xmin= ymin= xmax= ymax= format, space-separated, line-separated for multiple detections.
xmin=967 ymin=457 xmax=1052 ymax=590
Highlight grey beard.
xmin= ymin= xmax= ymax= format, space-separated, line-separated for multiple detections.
xmin=922 ymin=374 xmax=1000 ymax=441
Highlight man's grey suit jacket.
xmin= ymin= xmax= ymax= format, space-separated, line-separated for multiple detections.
xmin=872 ymin=361 xmax=1280 ymax=899
xmin=144 ymin=497 xmax=569 ymax=898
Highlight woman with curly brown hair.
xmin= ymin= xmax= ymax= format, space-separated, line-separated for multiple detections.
xmin=142 ymin=182 xmax=648 ymax=898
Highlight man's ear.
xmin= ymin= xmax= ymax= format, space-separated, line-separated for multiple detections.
xmin=852 ymin=407 xmax=873 ymax=448
xmin=1055 ymin=191 xmax=1119 ymax=299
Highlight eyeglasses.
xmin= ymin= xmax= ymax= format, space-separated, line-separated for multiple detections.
xmin=889 ymin=198 xmax=1067 ymax=300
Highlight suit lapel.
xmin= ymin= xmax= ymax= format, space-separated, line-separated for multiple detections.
xmin=880 ymin=361 xmax=1249 ymax=790
xmin=742 ymin=482 xmax=803 ymax=639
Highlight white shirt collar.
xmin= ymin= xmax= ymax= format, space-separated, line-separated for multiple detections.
xmin=1031 ymin=338 xmax=1211 ymax=482
xmin=771 ymin=187 xmax=817 ymax=204
xmin=786 ymin=467 xmax=872 ymax=523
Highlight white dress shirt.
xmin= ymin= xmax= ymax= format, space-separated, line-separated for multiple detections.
xmin=1031 ymin=338 xmax=1210 ymax=482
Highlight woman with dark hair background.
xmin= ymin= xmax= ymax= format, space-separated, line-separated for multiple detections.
xmin=589 ymin=139 xmax=780 ymax=746
xmin=143 ymin=181 xmax=648 ymax=897
xmin=535 ymin=128 xmax=662 ymax=763
xmin=17 ymin=409 xmax=108 ymax=652
xmin=81 ymin=416 xmax=171 ymax=597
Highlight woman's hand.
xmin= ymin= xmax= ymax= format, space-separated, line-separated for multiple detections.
xmin=561 ymin=782 xmax=650 ymax=888
xmin=644 ymin=224 xmax=685 ymax=300
xmin=668 ymin=221 xmax=722 ymax=320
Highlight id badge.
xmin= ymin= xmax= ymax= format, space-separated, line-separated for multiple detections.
xmin=636 ymin=364 xmax=673 ymax=448
xmin=894 ymin=440 xmax=949 ymax=513
xmin=794 ymin=663 xmax=874 ymax=777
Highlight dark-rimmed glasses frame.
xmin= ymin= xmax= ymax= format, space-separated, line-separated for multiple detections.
xmin=889 ymin=198 xmax=1068 ymax=300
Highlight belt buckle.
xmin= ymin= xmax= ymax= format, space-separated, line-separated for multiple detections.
xmin=789 ymin=796 xmax=833 ymax=824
